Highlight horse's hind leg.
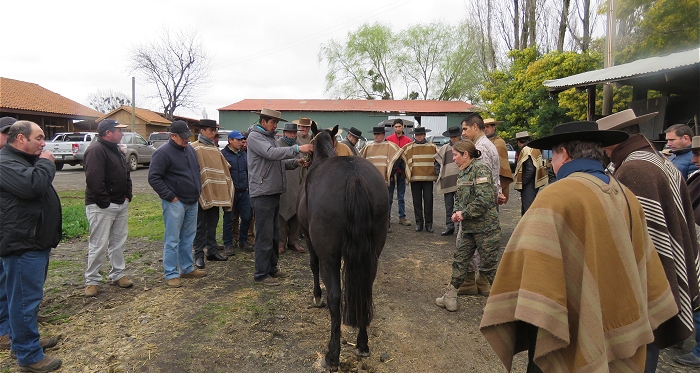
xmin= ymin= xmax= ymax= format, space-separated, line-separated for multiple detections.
xmin=354 ymin=326 xmax=370 ymax=357
xmin=308 ymin=242 xmax=324 ymax=307
xmin=320 ymin=264 xmax=342 ymax=371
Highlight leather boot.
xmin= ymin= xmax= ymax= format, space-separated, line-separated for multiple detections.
xmin=476 ymin=272 xmax=491 ymax=296
xmin=458 ymin=272 xmax=478 ymax=295
xmin=435 ymin=284 xmax=458 ymax=312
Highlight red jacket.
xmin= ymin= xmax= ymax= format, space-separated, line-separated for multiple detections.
xmin=386 ymin=133 xmax=411 ymax=173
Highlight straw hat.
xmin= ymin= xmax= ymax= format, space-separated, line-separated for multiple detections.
xmin=251 ymin=108 xmax=288 ymax=122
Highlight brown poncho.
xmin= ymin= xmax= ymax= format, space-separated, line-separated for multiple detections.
xmin=481 ymin=172 xmax=678 ymax=373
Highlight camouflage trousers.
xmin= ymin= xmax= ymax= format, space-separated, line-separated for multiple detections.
xmin=451 ymin=226 xmax=501 ymax=289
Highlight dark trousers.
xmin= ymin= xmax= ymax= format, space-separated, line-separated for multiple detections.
xmin=444 ymin=192 xmax=455 ymax=230
xmin=411 ymin=181 xmax=433 ymax=226
xmin=223 ymin=190 xmax=252 ymax=246
xmin=251 ymin=194 xmax=281 ymax=281
xmin=193 ymin=205 xmax=220 ymax=259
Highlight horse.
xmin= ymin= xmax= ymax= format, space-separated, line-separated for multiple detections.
xmin=297 ymin=124 xmax=389 ymax=371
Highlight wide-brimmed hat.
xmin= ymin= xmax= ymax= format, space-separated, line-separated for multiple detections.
xmin=442 ymin=126 xmax=461 ymax=137
xmin=170 ymin=120 xmax=193 ymax=139
xmin=371 ymin=126 xmax=386 ymax=134
xmin=251 ymin=108 xmax=288 ymax=122
xmin=282 ymin=122 xmax=299 ymax=132
xmin=0 ymin=117 xmax=17 ymax=133
xmin=343 ymin=127 xmax=365 ymax=141
xmin=515 ymin=131 xmax=530 ymax=140
xmin=409 ymin=127 xmax=431 ymax=135
xmin=597 ymin=109 xmax=658 ymax=131
xmin=199 ymin=119 xmax=219 ymax=128
xmin=293 ymin=117 xmax=312 ymax=127
xmin=483 ymin=118 xmax=503 ymax=126
xmin=691 ymin=136 xmax=700 ymax=151
xmin=527 ymin=121 xmax=629 ymax=150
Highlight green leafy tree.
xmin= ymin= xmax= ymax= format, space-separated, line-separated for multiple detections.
xmin=480 ymin=48 xmax=602 ymax=139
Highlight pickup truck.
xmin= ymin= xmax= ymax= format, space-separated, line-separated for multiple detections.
xmin=45 ymin=132 xmax=98 ymax=170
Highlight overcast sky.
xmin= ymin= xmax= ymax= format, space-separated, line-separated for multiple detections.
xmin=2 ymin=0 xmax=468 ymax=121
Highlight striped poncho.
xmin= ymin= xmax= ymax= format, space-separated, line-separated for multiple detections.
xmin=359 ymin=140 xmax=403 ymax=185
xmin=403 ymin=141 xmax=438 ymax=182
xmin=480 ymin=172 xmax=678 ymax=373
xmin=609 ymin=134 xmax=700 ymax=348
xmin=191 ymin=140 xmax=235 ymax=211
xmin=434 ymin=143 xmax=459 ymax=194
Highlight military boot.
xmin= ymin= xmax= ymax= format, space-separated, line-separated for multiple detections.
xmin=457 ymin=272 xmax=478 ymax=295
xmin=435 ymin=284 xmax=458 ymax=312
xmin=476 ymin=272 xmax=491 ymax=296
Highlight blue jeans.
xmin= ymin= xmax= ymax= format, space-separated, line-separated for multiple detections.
xmin=693 ymin=311 xmax=700 ymax=357
xmin=161 ymin=200 xmax=198 ymax=280
xmin=388 ymin=172 xmax=406 ymax=219
xmin=0 ymin=260 xmax=8 ymax=337
xmin=223 ymin=190 xmax=252 ymax=246
xmin=2 ymin=249 xmax=50 ymax=366
xmin=251 ymin=194 xmax=280 ymax=281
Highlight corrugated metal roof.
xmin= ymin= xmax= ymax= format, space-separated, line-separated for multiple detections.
xmin=543 ymin=48 xmax=700 ymax=91
xmin=218 ymin=99 xmax=475 ymax=114
xmin=0 ymin=77 xmax=102 ymax=118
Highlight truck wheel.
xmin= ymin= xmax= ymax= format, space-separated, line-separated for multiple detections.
xmin=128 ymin=154 xmax=138 ymax=171
xmin=55 ymin=163 xmax=64 ymax=171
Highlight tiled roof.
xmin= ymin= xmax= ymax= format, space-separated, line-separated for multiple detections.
xmin=96 ymin=106 xmax=171 ymax=125
xmin=219 ymin=99 xmax=476 ymax=113
xmin=0 ymin=77 xmax=102 ymax=118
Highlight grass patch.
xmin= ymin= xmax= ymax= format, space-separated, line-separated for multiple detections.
xmin=57 ymin=192 xmax=165 ymax=241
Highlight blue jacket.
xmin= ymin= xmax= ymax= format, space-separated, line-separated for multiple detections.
xmin=222 ymin=145 xmax=248 ymax=191
xmin=670 ymin=148 xmax=698 ymax=180
xmin=148 ymin=139 xmax=202 ymax=204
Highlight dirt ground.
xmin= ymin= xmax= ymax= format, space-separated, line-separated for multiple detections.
xmin=2 ymin=168 xmax=695 ymax=372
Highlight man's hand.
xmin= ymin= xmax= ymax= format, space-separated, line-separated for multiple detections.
xmin=171 ymin=197 xmax=179 ymax=203
xmin=299 ymin=144 xmax=314 ymax=154
xmin=497 ymin=193 xmax=507 ymax=205
xmin=451 ymin=211 xmax=463 ymax=222
xmin=40 ymin=150 xmax=55 ymax=163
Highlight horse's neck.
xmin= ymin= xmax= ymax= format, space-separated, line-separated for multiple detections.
xmin=314 ymin=142 xmax=337 ymax=161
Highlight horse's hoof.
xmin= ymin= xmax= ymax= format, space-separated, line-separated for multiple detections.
xmin=320 ymin=356 xmax=338 ymax=371
xmin=313 ymin=297 xmax=326 ymax=308
xmin=354 ymin=348 xmax=371 ymax=358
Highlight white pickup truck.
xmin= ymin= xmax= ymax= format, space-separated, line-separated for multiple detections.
xmin=44 ymin=132 xmax=98 ymax=170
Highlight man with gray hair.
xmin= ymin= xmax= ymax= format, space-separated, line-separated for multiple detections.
xmin=665 ymin=123 xmax=697 ymax=179
xmin=0 ymin=121 xmax=62 ymax=371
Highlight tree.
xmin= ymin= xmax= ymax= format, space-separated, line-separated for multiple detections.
xmin=86 ymin=89 xmax=131 ymax=113
xmin=130 ymin=29 xmax=211 ymax=120
xmin=480 ymin=48 xmax=602 ymax=139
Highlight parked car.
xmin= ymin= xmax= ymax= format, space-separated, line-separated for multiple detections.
xmin=217 ymin=130 xmax=231 ymax=150
xmin=119 ymin=132 xmax=156 ymax=171
xmin=428 ymin=135 xmax=450 ymax=146
xmin=506 ymin=143 xmax=516 ymax=171
xmin=45 ymin=132 xmax=98 ymax=170
xmin=148 ymin=132 xmax=170 ymax=149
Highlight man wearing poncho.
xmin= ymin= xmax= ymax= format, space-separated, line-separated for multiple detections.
xmin=480 ymin=121 xmax=679 ymax=373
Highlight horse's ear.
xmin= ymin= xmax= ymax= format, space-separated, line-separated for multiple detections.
xmin=311 ymin=121 xmax=318 ymax=136
xmin=331 ymin=125 xmax=338 ymax=137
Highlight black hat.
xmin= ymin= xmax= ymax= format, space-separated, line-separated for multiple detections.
xmin=282 ymin=122 xmax=299 ymax=132
xmin=371 ymin=126 xmax=386 ymax=134
xmin=343 ymin=127 xmax=365 ymax=141
xmin=199 ymin=119 xmax=219 ymax=128
xmin=170 ymin=120 xmax=193 ymax=139
xmin=442 ymin=126 xmax=461 ymax=137
xmin=409 ymin=127 xmax=431 ymax=135
xmin=97 ymin=119 xmax=127 ymax=135
xmin=527 ymin=121 xmax=629 ymax=150
xmin=0 ymin=117 xmax=17 ymax=134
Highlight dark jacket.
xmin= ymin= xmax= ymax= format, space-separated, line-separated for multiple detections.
xmin=148 ymin=139 xmax=202 ymax=204
xmin=0 ymin=145 xmax=62 ymax=256
xmin=222 ymin=145 xmax=248 ymax=191
xmin=84 ymin=138 xmax=132 ymax=208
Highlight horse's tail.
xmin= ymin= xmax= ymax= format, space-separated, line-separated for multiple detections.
xmin=341 ymin=173 xmax=378 ymax=328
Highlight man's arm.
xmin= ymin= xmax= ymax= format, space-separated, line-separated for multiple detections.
xmin=0 ymin=158 xmax=55 ymax=200
xmin=248 ymin=133 xmax=309 ymax=161
xmin=147 ymin=150 xmax=176 ymax=202
xmin=84 ymin=147 xmax=111 ymax=208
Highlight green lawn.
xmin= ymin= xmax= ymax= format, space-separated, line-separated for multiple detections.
xmin=58 ymin=191 xmax=165 ymax=241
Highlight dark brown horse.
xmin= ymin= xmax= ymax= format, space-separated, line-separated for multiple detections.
xmin=297 ymin=124 xmax=389 ymax=371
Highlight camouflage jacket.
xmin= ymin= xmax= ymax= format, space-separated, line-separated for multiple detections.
xmin=454 ymin=159 xmax=499 ymax=233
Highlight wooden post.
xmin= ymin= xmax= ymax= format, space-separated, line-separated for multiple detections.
xmin=587 ymin=86 xmax=596 ymax=121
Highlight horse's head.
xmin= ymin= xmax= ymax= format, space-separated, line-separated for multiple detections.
xmin=309 ymin=124 xmax=339 ymax=163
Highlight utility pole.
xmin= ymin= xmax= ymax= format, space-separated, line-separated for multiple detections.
xmin=131 ymin=77 xmax=136 ymax=133
xmin=602 ymin=0 xmax=615 ymax=116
